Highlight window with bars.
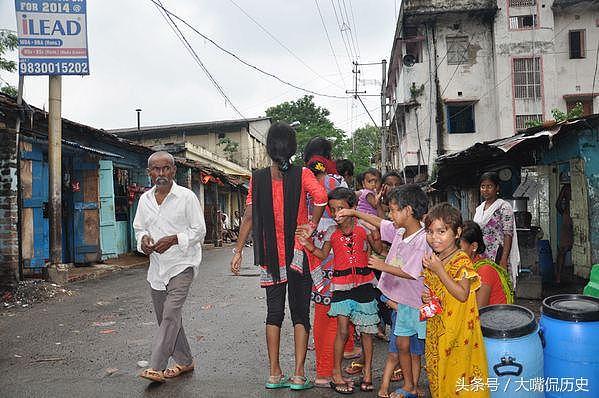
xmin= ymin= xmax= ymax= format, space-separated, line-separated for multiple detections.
xmin=446 ymin=36 xmax=469 ymax=65
xmin=513 ymin=57 xmax=541 ymax=99
xmin=447 ymin=103 xmax=475 ymax=134
xmin=404 ymin=26 xmax=422 ymax=63
xmin=509 ymin=14 xmax=537 ymax=29
xmin=515 ymin=114 xmax=543 ymax=130
xmin=569 ymin=30 xmax=586 ymax=59
xmin=509 ymin=0 xmax=535 ymax=7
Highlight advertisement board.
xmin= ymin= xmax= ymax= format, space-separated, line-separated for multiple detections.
xmin=15 ymin=0 xmax=89 ymax=75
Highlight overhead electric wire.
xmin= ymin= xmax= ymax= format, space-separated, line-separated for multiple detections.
xmin=227 ymin=0 xmax=344 ymax=90
xmin=356 ymin=95 xmax=379 ymax=128
xmin=154 ymin=1 xmax=239 ymax=112
xmin=153 ymin=0 xmax=268 ymax=139
xmin=314 ymin=0 xmax=347 ymax=89
xmin=330 ymin=0 xmax=355 ymax=62
xmin=347 ymin=0 xmax=361 ymax=57
xmin=342 ymin=0 xmax=360 ymax=58
xmin=150 ymin=0 xmax=347 ymax=99
xmin=592 ymin=36 xmax=599 ymax=96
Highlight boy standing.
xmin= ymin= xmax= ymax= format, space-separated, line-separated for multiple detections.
xmin=337 ymin=185 xmax=430 ymax=398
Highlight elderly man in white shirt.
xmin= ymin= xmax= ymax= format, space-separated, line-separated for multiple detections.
xmin=134 ymin=151 xmax=206 ymax=383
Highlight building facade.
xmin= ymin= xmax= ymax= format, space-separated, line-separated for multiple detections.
xmin=385 ymin=0 xmax=599 ymax=180
xmin=111 ymin=117 xmax=271 ymax=173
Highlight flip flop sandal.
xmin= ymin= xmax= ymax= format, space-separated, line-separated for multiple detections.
xmin=315 ymin=378 xmax=355 ymax=388
xmin=391 ymin=368 xmax=403 ymax=382
xmin=344 ymin=361 xmax=364 ymax=375
xmin=360 ymin=380 xmax=374 ymax=392
xmin=265 ymin=374 xmax=290 ymax=389
xmin=330 ymin=381 xmax=355 ymax=395
xmin=343 ymin=348 xmax=362 ymax=360
xmin=289 ymin=375 xmax=314 ymax=390
xmin=390 ymin=387 xmax=417 ymax=398
xmin=163 ymin=362 xmax=195 ymax=378
xmin=139 ymin=368 xmax=165 ymax=383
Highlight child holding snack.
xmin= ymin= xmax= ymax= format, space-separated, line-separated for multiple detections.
xmin=338 ymin=184 xmax=430 ymax=398
xmin=422 ymin=203 xmax=489 ymax=398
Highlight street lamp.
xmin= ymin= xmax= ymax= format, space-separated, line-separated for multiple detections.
xmin=135 ymin=108 xmax=142 ymax=131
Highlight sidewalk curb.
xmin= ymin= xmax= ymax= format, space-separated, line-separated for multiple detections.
xmin=67 ymin=259 xmax=149 ymax=284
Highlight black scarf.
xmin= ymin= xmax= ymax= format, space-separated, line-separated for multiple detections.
xmin=252 ymin=165 xmax=302 ymax=281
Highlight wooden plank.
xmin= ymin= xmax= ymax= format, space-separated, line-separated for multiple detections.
xmin=22 ymin=208 xmax=33 ymax=260
xmin=84 ymin=208 xmax=100 ymax=263
xmin=83 ymin=167 xmax=100 ymax=262
xmin=570 ymin=158 xmax=591 ymax=278
xmin=21 ymin=159 xmax=32 ymax=200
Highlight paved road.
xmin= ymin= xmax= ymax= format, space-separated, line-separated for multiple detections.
xmin=0 ymin=246 xmax=424 ymax=398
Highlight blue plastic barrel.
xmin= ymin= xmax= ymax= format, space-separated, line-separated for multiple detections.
xmin=480 ymin=305 xmax=543 ymax=397
xmin=538 ymin=240 xmax=553 ymax=282
xmin=540 ymin=294 xmax=599 ymax=397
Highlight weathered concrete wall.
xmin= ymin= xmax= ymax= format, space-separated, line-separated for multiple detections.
xmin=550 ymin=5 xmax=599 ymax=114
xmin=0 ymin=130 xmax=19 ymax=290
xmin=389 ymin=0 xmax=599 ymax=175
xmin=130 ymin=123 xmax=268 ymax=172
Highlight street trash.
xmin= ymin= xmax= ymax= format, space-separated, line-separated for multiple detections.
xmin=99 ymin=329 xmax=116 ymax=334
xmin=137 ymin=360 xmax=149 ymax=368
xmin=105 ymin=368 xmax=118 ymax=376
xmin=93 ymin=321 xmax=116 ymax=327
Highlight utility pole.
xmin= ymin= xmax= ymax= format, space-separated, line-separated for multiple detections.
xmin=346 ymin=62 xmax=366 ymax=99
xmin=380 ymin=59 xmax=387 ymax=174
xmin=48 ymin=76 xmax=62 ymax=267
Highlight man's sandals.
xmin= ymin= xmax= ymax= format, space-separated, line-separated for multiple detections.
xmin=164 ymin=362 xmax=195 ymax=378
xmin=139 ymin=369 xmax=165 ymax=383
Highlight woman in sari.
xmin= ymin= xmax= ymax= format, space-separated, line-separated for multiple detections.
xmin=460 ymin=221 xmax=514 ymax=307
xmin=473 ymin=172 xmax=520 ymax=288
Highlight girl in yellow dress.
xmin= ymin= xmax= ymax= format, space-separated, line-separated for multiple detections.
xmin=422 ymin=203 xmax=489 ymax=398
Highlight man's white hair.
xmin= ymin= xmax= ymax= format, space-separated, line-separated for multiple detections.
xmin=148 ymin=151 xmax=175 ymax=168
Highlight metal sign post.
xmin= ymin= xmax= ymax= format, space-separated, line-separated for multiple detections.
xmin=15 ymin=0 xmax=89 ymax=274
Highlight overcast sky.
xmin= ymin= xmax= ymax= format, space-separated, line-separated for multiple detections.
xmin=1 ymin=0 xmax=399 ymax=134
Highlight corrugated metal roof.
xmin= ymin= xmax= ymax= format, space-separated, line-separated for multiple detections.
xmin=109 ymin=117 xmax=270 ymax=142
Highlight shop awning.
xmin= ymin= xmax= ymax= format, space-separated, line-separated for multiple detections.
xmin=62 ymin=139 xmax=125 ymax=158
xmin=432 ymin=115 xmax=599 ymax=189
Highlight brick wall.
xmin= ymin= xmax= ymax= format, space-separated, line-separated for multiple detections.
xmin=0 ymin=130 xmax=19 ymax=291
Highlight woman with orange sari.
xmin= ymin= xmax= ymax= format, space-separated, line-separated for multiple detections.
xmin=422 ymin=204 xmax=489 ymax=398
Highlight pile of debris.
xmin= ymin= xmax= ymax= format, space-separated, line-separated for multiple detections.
xmin=1 ymin=280 xmax=74 ymax=310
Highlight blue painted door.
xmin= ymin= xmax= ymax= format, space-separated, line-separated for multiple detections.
xmin=99 ymin=160 xmax=117 ymax=259
xmin=72 ymin=161 xmax=100 ymax=263
xmin=22 ymin=145 xmax=49 ymax=269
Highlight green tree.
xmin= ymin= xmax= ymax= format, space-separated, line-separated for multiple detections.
xmin=0 ymin=31 xmax=18 ymax=97
xmin=265 ymin=95 xmax=347 ymax=162
xmin=217 ymin=137 xmax=239 ymax=161
xmin=345 ymin=125 xmax=380 ymax=175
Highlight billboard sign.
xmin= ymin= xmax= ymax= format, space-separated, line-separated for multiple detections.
xmin=15 ymin=0 xmax=89 ymax=75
